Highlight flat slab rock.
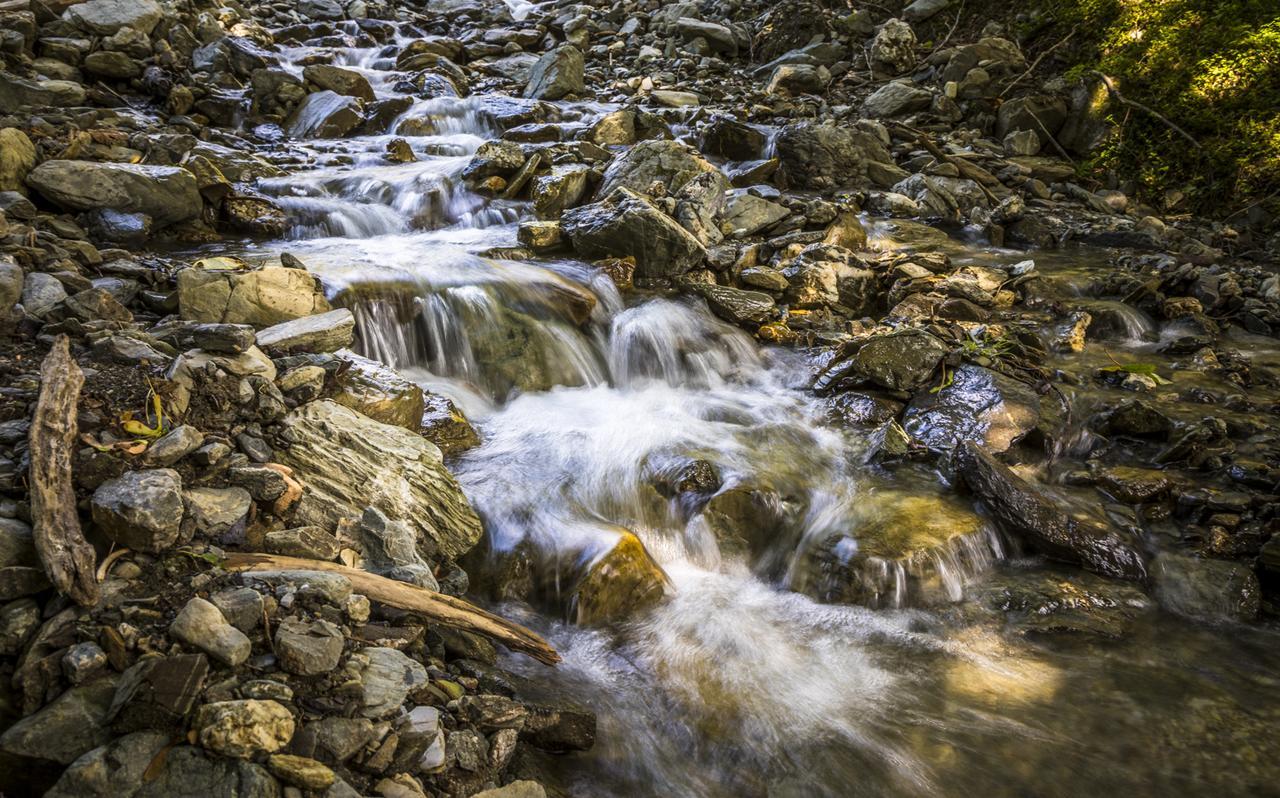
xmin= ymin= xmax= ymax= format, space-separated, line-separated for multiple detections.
xmin=276 ymin=400 xmax=482 ymax=558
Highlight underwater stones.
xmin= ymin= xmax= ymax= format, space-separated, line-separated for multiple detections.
xmin=276 ymin=400 xmax=482 ymax=559
xmin=792 ymin=493 xmax=1001 ymax=608
xmin=177 ymin=265 xmax=331 ymax=326
xmin=27 ymin=161 xmax=202 ymax=226
xmin=562 ymin=188 xmax=705 ymax=278
xmin=1152 ymin=552 xmax=1260 ymax=623
xmin=953 ymin=441 xmax=1148 ymax=581
xmin=976 ymin=567 xmax=1153 ymax=638
xmin=570 ymin=532 xmax=670 ymax=625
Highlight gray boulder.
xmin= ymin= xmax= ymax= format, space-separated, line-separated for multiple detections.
xmin=255 ymin=309 xmax=355 ymax=354
xmin=356 ymin=647 xmax=427 ymax=718
xmin=91 ymin=469 xmax=184 ymax=552
xmin=562 ymin=188 xmax=706 ymax=279
xmin=66 ymin=0 xmax=163 ymax=35
xmin=0 ymin=678 xmax=118 ymax=764
xmin=773 ymin=123 xmax=894 ymax=191
xmin=27 ymin=161 xmax=201 ymax=226
xmin=134 ymin=746 xmax=279 ymax=798
xmin=860 ymin=81 xmax=933 ymax=117
xmin=597 ymin=139 xmax=723 ymax=199
xmin=0 ymin=72 xmax=86 ymax=108
xmin=275 ymin=617 xmax=344 ymax=676
xmin=46 ymin=732 xmax=171 ymax=798
xmin=523 ymin=45 xmax=584 ymax=100
xmin=286 ymin=91 xmax=363 ymax=139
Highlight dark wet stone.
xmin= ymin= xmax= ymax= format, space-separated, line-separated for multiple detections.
xmin=976 ymin=567 xmax=1153 ymax=638
xmin=903 ymin=365 xmax=1050 ymax=454
xmin=953 ymin=440 xmax=1148 ymax=581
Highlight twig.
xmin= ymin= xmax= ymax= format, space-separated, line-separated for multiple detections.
xmin=887 ymin=121 xmax=1001 ymax=202
xmin=1027 ymin=109 xmax=1076 ymax=166
xmin=927 ymin=0 xmax=966 ymax=58
xmin=1000 ymin=26 xmax=1077 ymax=99
xmin=1090 ymin=71 xmax=1201 ymax=150
xmin=96 ymin=547 xmax=130 ymax=582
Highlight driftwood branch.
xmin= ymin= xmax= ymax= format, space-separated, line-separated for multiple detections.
xmin=888 ymin=122 xmax=1001 ymax=203
xmin=30 ymin=335 xmax=99 ymax=606
xmin=1090 ymin=71 xmax=1201 ymax=150
xmin=223 ymin=553 xmax=561 ymax=665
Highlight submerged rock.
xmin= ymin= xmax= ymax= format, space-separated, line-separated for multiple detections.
xmin=953 ymin=441 xmax=1148 ymax=581
xmin=570 ymin=531 xmax=670 ymax=625
xmin=976 ymin=567 xmax=1153 ymax=638
xmin=1152 ymin=552 xmax=1259 ymax=623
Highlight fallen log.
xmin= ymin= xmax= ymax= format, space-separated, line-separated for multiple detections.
xmin=29 ymin=335 xmax=99 ymax=606
xmin=223 ymin=552 xmax=561 ymax=665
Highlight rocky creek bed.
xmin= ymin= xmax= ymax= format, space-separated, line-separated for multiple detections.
xmin=0 ymin=0 xmax=1279 ymax=796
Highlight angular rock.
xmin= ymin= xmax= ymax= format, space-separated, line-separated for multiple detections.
xmin=27 ymin=161 xmax=202 ymax=226
xmin=687 ymin=283 xmax=775 ymax=326
xmin=275 ymin=617 xmax=344 ymax=676
xmin=287 ymin=90 xmax=363 ymax=139
xmin=184 ymin=487 xmax=252 ymax=543
xmin=0 ymin=678 xmax=117 ymax=764
xmin=46 ymin=731 xmax=171 ymax=798
xmin=562 ymin=188 xmax=705 ymax=279
xmin=330 ymin=350 xmax=425 ymax=430
xmin=816 ymin=329 xmax=948 ymax=393
xmin=421 ymin=393 xmax=481 ymax=456
xmin=264 ymin=526 xmax=340 ymax=559
xmin=133 ymin=746 xmax=278 ymax=798
xmin=277 ymin=400 xmax=482 ymax=558
xmin=903 ymin=365 xmax=1051 ymax=453
xmin=571 ymin=532 xmax=669 ymax=625
xmin=597 ymin=139 xmax=723 ymax=200
xmin=774 ymin=123 xmax=894 ymax=191
xmin=170 ymin=597 xmax=252 ymax=667
xmin=91 ymin=468 xmax=184 ymax=552
xmin=861 ymin=81 xmax=933 ymax=117
xmin=194 ymin=700 xmax=295 ymax=759
xmin=523 ymin=45 xmax=584 ymax=100
xmin=303 ymin=64 xmax=375 ymax=102
xmin=953 ymin=441 xmax=1148 ymax=581
xmin=108 ymin=654 xmax=209 ymax=734
xmin=256 ymin=309 xmax=355 ymax=354
xmin=356 ymin=506 xmax=439 ymax=590
xmin=0 ymin=72 xmax=86 ymax=107
xmin=356 ymin=647 xmax=428 ymax=718
xmin=177 ymin=266 xmax=331 ymax=326
xmin=67 ymin=0 xmax=163 ymax=35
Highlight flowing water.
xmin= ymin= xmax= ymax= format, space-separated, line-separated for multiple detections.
xmin=204 ymin=24 xmax=1280 ymax=797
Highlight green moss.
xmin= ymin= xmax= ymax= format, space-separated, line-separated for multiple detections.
xmin=1043 ymin=0 xmax=1280 ymax=219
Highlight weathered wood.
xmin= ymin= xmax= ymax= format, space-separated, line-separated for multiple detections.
xmin=30 ymin=335 xmax=99 ymax=606
xmin=223 ymin=552 xmax=561 ymax=665
xmin=0 ymin=0 xmax=31 ymax=11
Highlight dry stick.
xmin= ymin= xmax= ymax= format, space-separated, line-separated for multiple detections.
xmin=223 ymin=552 xmax=562 ymax=666
xmin=30 ymin=336 xmax=99 ymax=606
xmin=888 ymin=121 xmax=1001 ymax=203
xmin=1090 ymin=71 xmax=1201 ymax=150
xmin=1027 ymin=109 xmax=1076 ymax=166
xmin=927 ymin=0 xmax=966 ymax=58
xmin=1000 ymin=27 xmax=1077 ymax=99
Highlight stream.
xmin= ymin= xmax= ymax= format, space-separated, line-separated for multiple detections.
xmin=199 ymin=22 xmax=1280 ymax=798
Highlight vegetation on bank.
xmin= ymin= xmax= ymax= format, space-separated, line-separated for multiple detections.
xmin=1037 ymin=0 xmax=1280 ymax=224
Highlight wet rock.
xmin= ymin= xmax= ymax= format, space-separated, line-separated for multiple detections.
xmin=287 ymin=90 xmax=363 ymax=139
xmin=223 ymin=196 xmax=288 ymax=237
xmin=1089 ymin=398 xmax=1173 ymax=439
xmin=27 ymin=161 xmax=202 ymax=226
xmin=953 ymin=441 xmax=1148 ymax=581
xmin=977 ymin=567 xmax=1153 ymax=638
xmin=275 ymin=617 xmax=344 ymax=676
xmin=598 ymin=139 xmax=723 ymax=200
xmin=170 ymin=597 xmax=252 ymax=667
xmin=356 ymin=646 xmax=428 ymax=718
xmin=0 ymin=678 xmax=117 ymax=764
xmin=195 ymin=700 xmax=295 ymax=759
xmin=1094 ymin=466 xmax=1171 ymax=504
xmin=45 ymin=731 xmax=170 ymax=798
xmin=722 ymin=191 xmax=789 ymax=236
xmin=133 ymin=745 xmax=278 ymax=798
xmin=276 ymin=400 xmax=483 ymax=559
xmin=532 ymin=164 xmax=591 ymax=219
xmin=686 ymin=283 xmax=776 ymax=325
xmin=303 ymin=64 xmax=375 ymax=102
xmin=420 ymin=393 xmax=481 ymax=456
xmin=524 ymin=45 xmax=584 ymax=100
xmin=793 ymin=492 xmax=1001 ymax=607
xmin=473 ymin=782 xmax=546 ymax=798
xmin=774 ymin=122 xmax=894 ymax=191
xmin=562 ymin=188 xmax=705 ymax=279
xmin=178 ymin=265 xmax=331 ymax=326
xmin=816 ymin=329 xmax=948 ymax=394
xmin=91 ymin=468 xmax=184 ymax=552
xmin=517 ymin=220 xmax=562 ymax=251
xmin=700 ymin=116 xmax=767 ymax=160
xmin=1153 ymin=552 xmax=1259 ymax=623
xmin=256 ymin=309 xmax=355 ymax=354
xmin=571 ymin=531 xmax=670 ymax=625
xmin=331 ymin=350 xmax=425 ymax=430
xmin=903 ymin=365 xmax=1050 ymax=453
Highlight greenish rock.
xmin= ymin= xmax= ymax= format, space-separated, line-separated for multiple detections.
xmin=0 ymin=72 xmax=86 ymax=108
xmin=330 ymin=350 xmax=424 ymax=430
xmin=268 ymin=754 xmax=335 ymax=790
xmin=45 ymin=731 xmax=170 ymax=798
xmin=27 ymin=161 xmax=201 ymax=226
xmin=134 ymin=746 xmax=279 ymax=798
xmin=0 ymin=128 xmax=36 ymax=195
xmin=421 ymin=393 xmax=480 ymax=456
xmin=791 ymin=493 xmax=1002 ymax=608
xmin=976 ymin=567 xmax=1153 ymax=638
xmin=0 ymin=677 xmax=118 ymax=764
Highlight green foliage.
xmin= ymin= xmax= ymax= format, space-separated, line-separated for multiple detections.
xmin=1044 ymin=0 xmax=1280 ymax=218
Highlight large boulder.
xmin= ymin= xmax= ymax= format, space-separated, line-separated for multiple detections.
xmin=286 ymin=91 xmax=363 ymax=139
xmin=46 ymin=731 xmax=171 ymax=798
xmin=952 ymin=441 xmax=1148 ymax=581
xmin=330 ymin=350 xmax=425 ymax=431
xmin=569 ymin=531 xmax=670 ymax=625
xmin=596 ymin=139 xmax=724 ymax=199
xmin=523 ymin=45 xmax=584 ymax=100
xmin=996 ymin=95 xmax=1070 ymax=145
xmin=904 ymin=365 xmax=1058 ymax=453
xmin=302 ymin=64 xmax=375 ymax=102
xmin=0 ymin=73 xmax=86 ymax=107
xmin=773 ymin=123 xmax=894 ymax=191
xmin=91 ymin=469 xmax=184 ymax=552
xmin=26 ymin=161 xmax=202 ymax=226
xmin=814 ymin=329 xmax=948 ymax=394
xmin=66 ymin=0 xmax=163 ymax=35
xmin=562 ymin=188 xmax=705 ymax=279
xmin=276 ymin=400 xmax=482 ymax=558
xmin=177 ymin=266 xmax=331 ymax=326
xmin=0 ymin=678 xmax=118 ymax=764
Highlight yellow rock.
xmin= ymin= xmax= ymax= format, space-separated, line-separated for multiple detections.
xmin=572 ymin=531 xmax=670 ymax=625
